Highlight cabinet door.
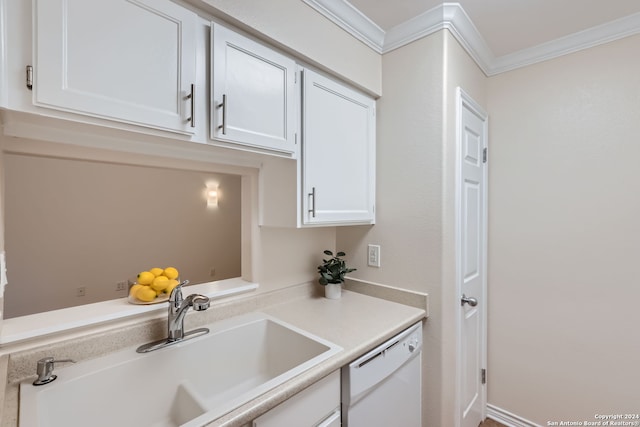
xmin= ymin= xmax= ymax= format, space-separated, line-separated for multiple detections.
xmin=33 ymin=0 xmax=197 ymax=134
xmin=252 ymin=371 xmax=339 ymax=427
xmin=302 ymin=69 xmax=376 ymax=225
xmin=211 ymin=23 xmax=297 ymax=157
xmin=317 ymin=409 xmax=341 ymax=427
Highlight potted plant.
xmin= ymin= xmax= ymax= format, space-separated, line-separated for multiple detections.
xmin=317 ymin=250 xmax=356 ymax=299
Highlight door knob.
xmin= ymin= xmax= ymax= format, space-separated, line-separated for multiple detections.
xmin=461 ymin=294 xmax=478 ymax=307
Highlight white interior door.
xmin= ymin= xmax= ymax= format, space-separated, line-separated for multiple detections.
xmin=456 ymin=88 xmax=488 ymax=427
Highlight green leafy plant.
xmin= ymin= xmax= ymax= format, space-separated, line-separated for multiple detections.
xmin=317 ymin=250 xmax=356 ymax=285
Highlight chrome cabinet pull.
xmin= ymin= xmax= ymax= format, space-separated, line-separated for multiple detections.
xmin=186 ymin=84 xmax=195 ymax=128
xmin=308 ymin=187 xmax=316 ymax=218
xmin=217 ymin=94 xmax=227 ymax=135
xmin=26 ymin=65 xmax=33 ymax=90
xmin=461 ymin=294 xmax=478 ymax=307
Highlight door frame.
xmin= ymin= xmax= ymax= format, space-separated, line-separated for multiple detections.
xmin=455 ymin=87 xmax=489 ymax=426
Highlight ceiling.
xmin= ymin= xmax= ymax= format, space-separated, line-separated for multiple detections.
xmin=304 ymin=0 xmax=640 ymax=75
xmin=348 ymin=0 xmax=640 ymax=57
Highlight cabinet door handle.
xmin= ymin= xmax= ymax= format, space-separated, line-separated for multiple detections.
xmin=217 ymin=94 xmax=227 ymax=135
xmin=26 ymin=65 xmax=34 ymax=90
xmin=308 ymin=187 xmax=316 ymax=218
xmin=186 ymin=84 xmax=195 ymax=128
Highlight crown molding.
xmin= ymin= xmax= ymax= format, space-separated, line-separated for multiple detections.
xmin=301 ymin=0 xmax=385 ymax=53
xmin=488 ymin=11 xmax=640 ymax=75
xmin=303 ymin=0 xmax=640 ymax=76
xmin=382 ymin=4 xmax=445 ymax=53
xmin=382 ymin=3 xmax=496 ymax=75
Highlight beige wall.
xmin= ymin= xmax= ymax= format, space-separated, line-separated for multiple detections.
xmin=486 ymin=34 xmax=640 ymax=423
xmin=338 ymin=30 xmax=487 ymax=427
xmin=259 ymin=226 xmax=336 ymax=293
xmin=338 ymin=32 xmax=445 ymax=293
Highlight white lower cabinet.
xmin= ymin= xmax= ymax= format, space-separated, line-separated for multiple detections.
xmin=32 ymin=0 xmax=198 ymax=134
xmin=252 ymin=371 xmax=340 ymax=427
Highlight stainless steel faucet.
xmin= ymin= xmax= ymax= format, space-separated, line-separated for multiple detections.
xmin=167 ymin=280 xmax=210 ymax=341
xmin=137 ymin=280 xmax=211 ymax=353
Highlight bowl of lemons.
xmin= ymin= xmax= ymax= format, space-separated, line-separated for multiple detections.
xmin=128 ymin=267 xmax=181 ymax=304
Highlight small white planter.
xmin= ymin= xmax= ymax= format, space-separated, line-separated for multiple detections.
xmin=324 ymin=283 xmax=342 ymax=299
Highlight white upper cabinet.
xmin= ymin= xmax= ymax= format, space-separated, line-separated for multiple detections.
xmin=301 ymin=69 xmax=376 ymax=225
xmin=33 ymin=0 xmax=198 ymax=134
xmin=211 ymin=23 xmax=297 ymax=157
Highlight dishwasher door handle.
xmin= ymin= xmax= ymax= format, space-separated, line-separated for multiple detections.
xmin=357 ymin=339 xmax=399 ymax=368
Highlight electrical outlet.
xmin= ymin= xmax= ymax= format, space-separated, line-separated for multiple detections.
xmin=116 ymin=281 xmax=127 ymax=292
xmin=367 ymin=244 xmax=381 ymax=267
xmin=210 ymin=267 xmax=216 ymax=277
xmin=76 ymin=287 xmax=86 ymax=297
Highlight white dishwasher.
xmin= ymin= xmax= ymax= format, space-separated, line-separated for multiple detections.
xmin=342 ymin=322 xmax=422 ymax=427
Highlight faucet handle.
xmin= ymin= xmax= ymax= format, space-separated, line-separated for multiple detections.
xmin=169 ymin=280 xmax=189 ymax=302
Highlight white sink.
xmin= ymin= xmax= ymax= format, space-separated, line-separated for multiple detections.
xmin=19 ymin=312 xmax=342 ymax=427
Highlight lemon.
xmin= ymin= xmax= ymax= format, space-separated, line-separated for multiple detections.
xmin=136 ymin=286 xmax=157 ymax=302
xmin=163 ymin=267 xmax=179 ymax=280
xmin=164 ymin=279 xmax=180 ymax=295
xmin=149 ymin=267 xmax=164 ymax=277
xmin=136 ymin=271 xmax=154 ymax=285
xmin=150 ymin=275 xmax=170 ymax=292
xmin=129 ymin=283 xmax=144 ymax=297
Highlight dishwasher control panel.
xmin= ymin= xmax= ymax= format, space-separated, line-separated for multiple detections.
xmin=342 ymin=321 xmax=423 ymax=403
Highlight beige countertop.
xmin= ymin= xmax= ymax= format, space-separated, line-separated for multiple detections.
xmin=207 ymin=289 xmax=427 ymax=426
xmin=2 ymin=283 xmax=427 ymax=427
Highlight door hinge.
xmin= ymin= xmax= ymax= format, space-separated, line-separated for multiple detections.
xmin=482 ymin=147 xmax=487 ymax=163
xmin=481 ymin=368 xmax=486 ymax=384
xmin=26 ymin=65 xmax=33 ymax=90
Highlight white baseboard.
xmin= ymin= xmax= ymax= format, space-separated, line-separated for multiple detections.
xmin=487 ymin=404 xmax=542 ymax=427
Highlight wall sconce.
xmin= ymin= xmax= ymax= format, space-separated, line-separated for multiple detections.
xmin=206 ymin=187 xmax=218 ymax=207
